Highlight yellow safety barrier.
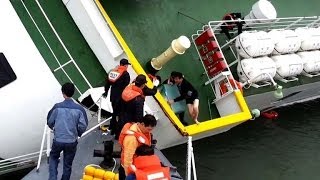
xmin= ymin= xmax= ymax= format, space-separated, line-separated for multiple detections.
xmin=94 ymin=0 xmax=253 ymax=136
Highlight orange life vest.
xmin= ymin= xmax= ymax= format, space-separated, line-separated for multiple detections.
xmin=119 ymin=123 xmax=152 ymax=165
xmin=220 ymin=78 xmax=243 ymax=95
xmin=129 ymin=155 xmax=171 ymax=180
xmin=122 ymin=84 xmax=144 ymax=102
xmin=108 ymin=65 xmax=127 ymax=83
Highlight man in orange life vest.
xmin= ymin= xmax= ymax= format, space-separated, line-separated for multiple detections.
xmin=126 ymin=145 xmax=170 ymax=180
xmin=116 ymin=74 xmax=147 ymax=139
xmin=104 ymin=58 xmax=131 ymax=135
xmin=118 ymin=114 xmax=157 ymax=180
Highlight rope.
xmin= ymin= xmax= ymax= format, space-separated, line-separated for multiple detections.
xmin=111 ymin=158 xmax=117 ymax=172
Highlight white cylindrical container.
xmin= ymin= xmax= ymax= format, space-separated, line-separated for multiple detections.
xmin=235 ymin=31 xmax=274 ymax=58
xmin=237 ymin=56 xmax=277 ymax=83
xmin=244 ymin=0 xmax=277 ymax=25
xmin=269 ymin=29 xmax=301 ymax=54
xmin=151 ymin=36 xmax=191 ymax=70
xmin=295 ymin=27 xmax=320 ymax=51
xmin=271 ymin=54 xmax=303 ymax=79
xmin=297 ymin=51 xmax=320 ymax=73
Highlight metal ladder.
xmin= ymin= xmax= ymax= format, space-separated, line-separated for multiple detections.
xmin=191 ymin=26 xmax=240 ymax=103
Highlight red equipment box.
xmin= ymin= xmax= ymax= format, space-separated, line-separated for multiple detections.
xmin=206 ymin=61 xmax=227 ymax=77
xmin=195 ymin=30 xmax=214 ymax=46
xmin=198 ymin=41 xmax=218 ymax=56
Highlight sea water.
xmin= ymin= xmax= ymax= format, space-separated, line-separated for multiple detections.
xmin=163 ymin=99 xmax=320 ymax=180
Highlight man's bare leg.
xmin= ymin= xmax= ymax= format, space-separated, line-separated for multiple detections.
xmin=188 ymin=102 xmax=199 ymax=124
xmin=193 ymin=99 xmax=199 ymax=124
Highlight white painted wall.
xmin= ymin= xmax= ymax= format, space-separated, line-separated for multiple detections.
xmin=63 ymin=0 xmax=123 ymax=72
xmin=0 ymin=1 xmax=62 ymax=159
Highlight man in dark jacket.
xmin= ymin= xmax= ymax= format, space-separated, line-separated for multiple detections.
xmin=167 ymin=71 xmax=200 ymax=125
xmin=115 ymin=74 xmax=147 ymax=139
xmin=47 ymin=82 xmax=88 ymax=180
xmin=104 ymin=58 xmax=131 ymax=135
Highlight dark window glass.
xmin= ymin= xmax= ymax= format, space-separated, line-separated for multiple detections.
xmin=0 ymin=53 xmax=17 ymax=88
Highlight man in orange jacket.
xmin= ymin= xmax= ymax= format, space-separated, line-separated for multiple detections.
xmin=115 ymin=74 xmax=147 ymax=140
xmin=118 ymin=114 xmax=157 ymax=180
xmin=126 ymin=145 xmax=170 ymax=180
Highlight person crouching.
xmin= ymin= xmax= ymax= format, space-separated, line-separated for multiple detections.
xmin=126 ymin=145 xmax=170 ymax=180
xmin=118 ymin=114 xmax=157 ymax=180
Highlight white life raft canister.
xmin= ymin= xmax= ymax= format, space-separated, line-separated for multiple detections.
xmin=271 ymin=54 xmax=303 ymax=79
xmin=244 ymin=0 xmax=277 ymax=25
xmin=237 ymin=56 xmax=276 ymax=83
xmin=295 ymin=27 xmax=320 ymax=51
xmin=236 ymin=31 xmax=274 ymax=58
xmin=296 ymin=50 xmax=320 ymax=73
xmin=268 ymin=29 xmax=301 ymax=55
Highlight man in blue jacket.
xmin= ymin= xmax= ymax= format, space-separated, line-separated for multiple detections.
xmin=47 ymin=82 xmax=88 ymax=180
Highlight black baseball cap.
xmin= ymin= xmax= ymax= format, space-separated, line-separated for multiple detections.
xmin=135 ymin=74 xmax=147 ymax=85
xmin=120 ymin=58 xmax=131 ymax=65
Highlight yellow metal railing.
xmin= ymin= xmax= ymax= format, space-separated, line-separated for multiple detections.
xmin=94 ymin=0 xmax=252 ymax=136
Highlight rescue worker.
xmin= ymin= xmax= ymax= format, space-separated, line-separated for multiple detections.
xmin=167 ymin=71 xmax=200 ymax=124
xmin=103 ymin=58 xmax=131 ymax=135
xmin=116 ymin=74 xmax=147 ymax=140
xmin=220 ymin=13 xmax=243 ymax=39
xmin=126 ymin=145 xmax=170 ymax=180
xmin=118 ymin=114 xmax=158 ymax=180
xmin=140 ymin=74 xmax=161 ymax=98
xmin=142 ymin=82 xmax=158 ymax=97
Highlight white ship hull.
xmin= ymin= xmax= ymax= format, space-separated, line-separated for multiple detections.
xmin=1 ymin=0 xmax=319 ymax=169
xmin=0 ymin=1 xmax=62 ymax=159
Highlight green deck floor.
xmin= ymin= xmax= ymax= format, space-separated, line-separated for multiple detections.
xmin=102 ymin=0 xmax=320 ymax=121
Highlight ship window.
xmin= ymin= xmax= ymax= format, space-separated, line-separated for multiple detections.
xmin=0 ymin=53 xmax=17 ymax=88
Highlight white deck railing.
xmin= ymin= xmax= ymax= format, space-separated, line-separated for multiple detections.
xmin=0 ymin=109 xmax=111 ymax=175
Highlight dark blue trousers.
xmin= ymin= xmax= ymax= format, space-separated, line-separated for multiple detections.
xmin=110 ymin=100 xmax=120 ymax=135
xmin=48 ymin=140 xmax=77 ymax=180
